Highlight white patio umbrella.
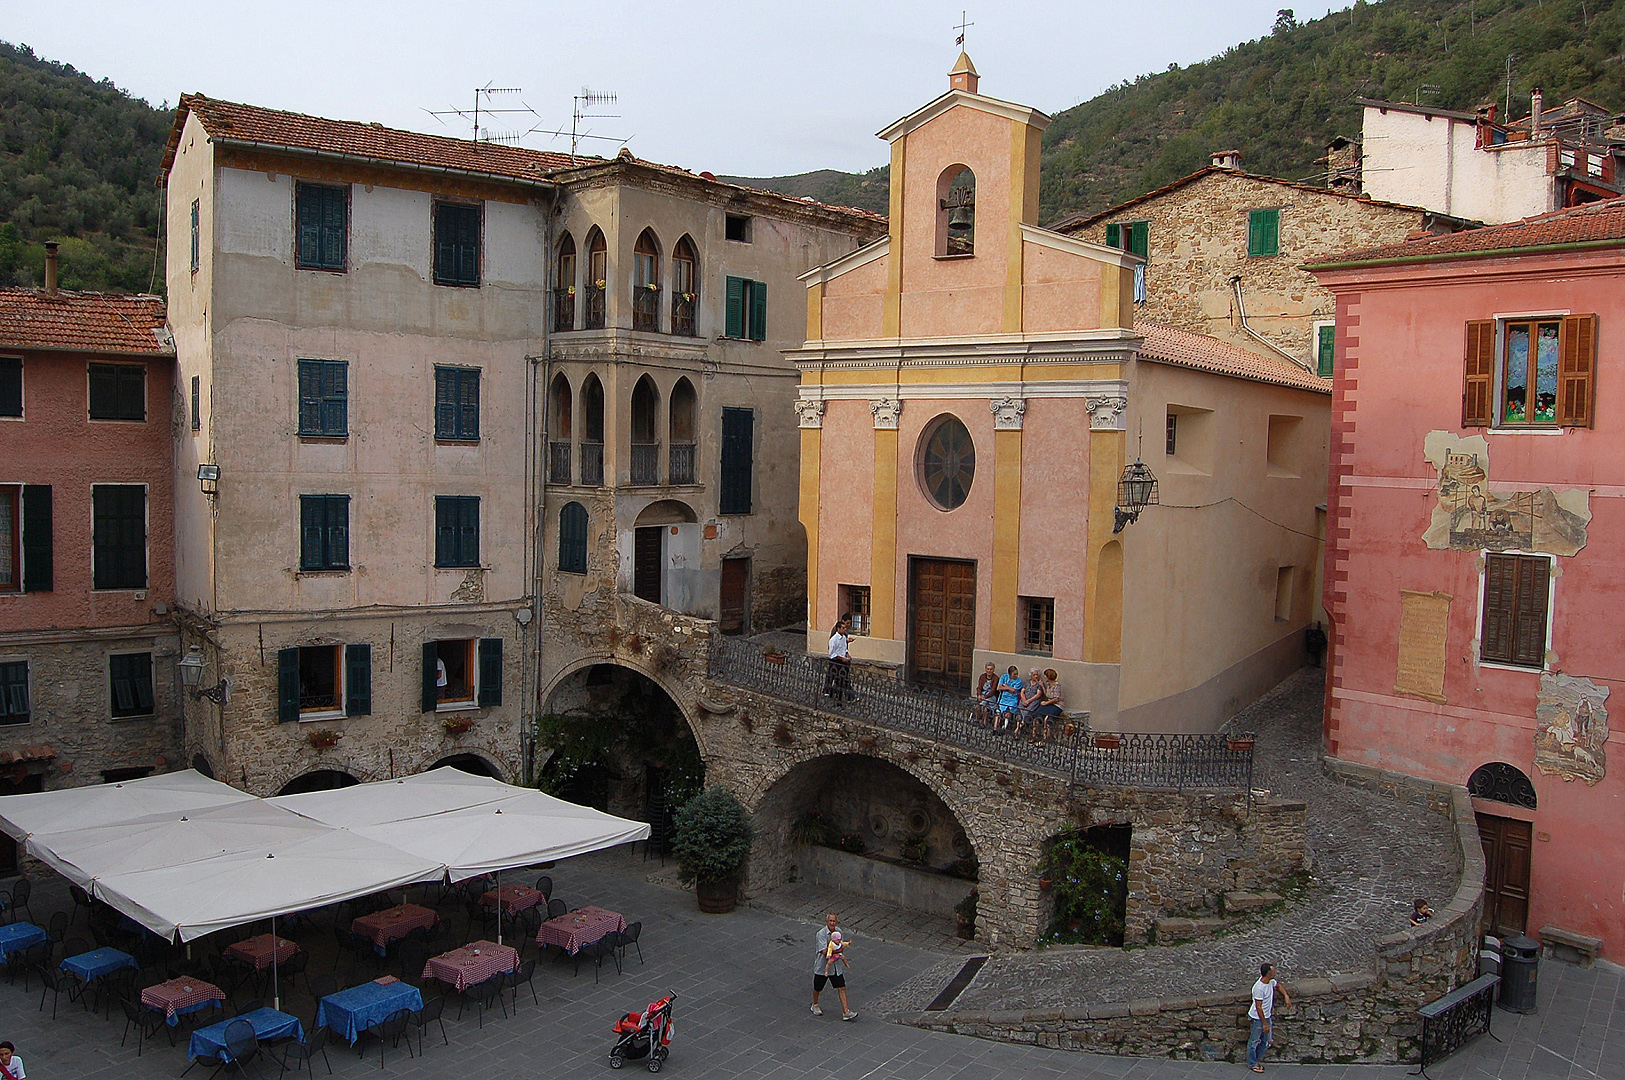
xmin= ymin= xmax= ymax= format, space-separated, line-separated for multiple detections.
xmin=0 ymin=769 xmax=252 ymax=841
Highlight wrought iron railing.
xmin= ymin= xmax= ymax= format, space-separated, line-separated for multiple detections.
xmin=708 ymin=635 xmax=1253 ymax=790
xmin=584 ymin=286 xmax=606 ymax=330
xmin=630 ymin=441 xmax=661 ymax=486
xmin=669 ymin=441 xmax=696 ymax=485
xmin=633 ymin=287 xmax=660 ymax=332
xmin=1417 ymin=974 xmax=1499 ymax=1077
xmin=552 ymin=288 xmax=575 ymax=332
xmin=671 ymin=293 xmax=697 ymax=336
xmin=580 ymin=441 xmax=604 ymax=486
xmin=548 ymin=441 xmax=571 ymax=485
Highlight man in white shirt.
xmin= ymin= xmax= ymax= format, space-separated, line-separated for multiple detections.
xmin=1247 ymin=962 xmax=1290 ymax=1071
xmin=0 ymin=1040 xmax=26 ymax=1079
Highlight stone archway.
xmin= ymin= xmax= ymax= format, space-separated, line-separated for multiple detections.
xmin=277 ymin=769 xmax=360 ymax=796
xmin=430 ymin=754 xmax=502 ymax=778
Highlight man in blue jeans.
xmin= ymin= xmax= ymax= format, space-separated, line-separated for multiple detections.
xmin=1247 ymin=962 xmax=1291 ymax=1071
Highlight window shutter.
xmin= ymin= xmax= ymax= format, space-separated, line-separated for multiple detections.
xmin=300 ymin=496 xmax=323 ymax=571
xmin=1558 ymin=314 xmax=1597 ymax=428
xmin=322 ymin=361 xmax=346 ymax=435
xmin=118 ymin=365 xmax=145 ymax=419
xmin=1129 ymin=221 xmax=1148 ymax=259
xmin=750 ymin=280 xmax=768 ymax=341
xmin=323 ymin=186 xmax=347 ymax=269
xmin=1511 ymin=556 xmax=1550 ymax=667
xmin=434 ymin=497 xmax=454 ymax=566
xmin=1105 ymin=223 xmax=1121 ymax=249
xmin=462 ymin=499 xmax=480 ymax=565
xmin=720 ymin=407 xmax=754 ymax=514
xmin=478 ymin=638 xmax=503 ymax=707
xmin=1481 ymin=555 xmax=1516 ymax=663
xmin=560 ymin=501 xmax=588 ymax=573
xmin=435 ymin=370 xmax=457 ymax=437
xmin=724 ymin=276 xmax=744 ymax=338
xmin=93 ymin=485 xmax=146 ymax=590
xmin=1317 ymin=324 xmax=1336 ymax=378
xmin=134 ymin=658 xmax=154 ymax=712
xmin=0 ymin=358 xmax=20 ymax=416
xmin=459 ymin=371 xmax=480 ymax=440
xmin=421 ymin=642 xmax=439 ymax=712
xmin=297 ymin=362 xmax=320 ymax=433
xmin=277 ymin=648 xmax=300 ymax=723
xmin=345 ymin=643 xmax=371 ymax=717
xmin=297 ymin=185 xmax=322 ymax=267
xmin=1265 ymin=210 xmax=1279 ymax=254
xmin=21 ymin=484 xmax=51 ymax=592
xmin=88 ymin=363 xmax=116 ymax=415
xmin=1463 ymin=320 xmax=1495 ymax=427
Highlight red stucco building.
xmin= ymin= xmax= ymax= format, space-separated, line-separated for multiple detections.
xmin=1310 ymin=198 xmax=1625 ymax=959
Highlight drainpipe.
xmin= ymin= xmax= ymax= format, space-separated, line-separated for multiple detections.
xmin=44 ymin=242 xmax=58 ymax=294
xmin=1230 ymin=276 xmax=1315 ymax=372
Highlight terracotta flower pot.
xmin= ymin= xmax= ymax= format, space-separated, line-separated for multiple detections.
xmin=1227 ymin=738 xmax=1255 ymax=752
xmin=1093 ymin=733 xmax=1121 ymax=750
xmin=1039 ymin=876 xmax=1053 ymax=892
xmin=763 ymin=652 xmax=788 ymax=665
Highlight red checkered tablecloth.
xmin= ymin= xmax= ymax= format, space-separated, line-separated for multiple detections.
xmin=223 ymin=934 xmax=301 ymax=972
xmin=141 ymin=977 xmax=225 ymax=1021
xmin=480 ymin=884 xmax=543 ymax=915
xmin=351 ymin=903 xmax=438 ymax=950
xmin=421 ymin=940 xmax=518 ymax=992
xmin=536 ymin=906 xmax=625 ymax=956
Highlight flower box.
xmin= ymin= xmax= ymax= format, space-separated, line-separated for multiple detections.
xmin=443 ymin=718 xmax=475 ymax=735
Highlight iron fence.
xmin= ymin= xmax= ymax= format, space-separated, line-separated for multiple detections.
xmin=552 ymin=288 xmax=575 ymax=332
xmin=633 ymin=288 xmax=660 ymax=332
xmin=708 ymin=635 xmax=1253 ymax=790
xmin=671 ymin=294 xmax=697 ymax=336
xmin=630 ymin=442 xmax=661 ymax=486
xmin=580 ymin=442 xmax=604 ymax=486
xmin=548 ymin=441 xmax=571 ymax=485
xmin=669 ymin=441 xmax=696 ymax=485
xmin=584 ymin=286 xmax=606 ymax=330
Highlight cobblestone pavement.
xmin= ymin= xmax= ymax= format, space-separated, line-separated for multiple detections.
xmin=936 ymin=668 xmax=1461 ymax=1012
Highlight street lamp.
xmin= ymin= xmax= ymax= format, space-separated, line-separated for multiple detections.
xmin=1113 ymin=459 xmax=1159 ymax=533
xmin=178 ymin=645 xmax=230 ymax=706
xmin=197 ymin=463 xmax=220 ymax=497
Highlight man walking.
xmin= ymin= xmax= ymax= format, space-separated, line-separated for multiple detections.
xmin=811 ymin=912 xmax=857 ymax=1021
xmin=1247 ymin=962 xmax=1290 ymax=1071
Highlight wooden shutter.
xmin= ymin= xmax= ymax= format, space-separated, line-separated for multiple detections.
xmin=1317 ymin=324 xmax=1336 ymax=379
xmin=297 ymin=184 xmax=322 ymax=267
xmin=435 ymin=497 xmax=455 ymax=566
xmin=435 ymin=369 xmax=457 ymax=437
xmin=88 ymin=363 xmax=117 ymax=418
xmin=1481 ymin=554 xmax=1516 ymax=663
xmin=323 ymin=362 xmax=347 ymax=435
xmin=21 ymin=484 xmax=51 ymax=592
xmin=421 ymin=641 xmax=439 ymax=712
xmin=0 ymin=357 xmax=20 ymax=416
xmin=560 ymin=501 xmax=587 ymax=573
xmin=1463 ymin=320 xmax=1495 ymax=427
xmin=1105 ymin=223 xmax=1121 ymax=249
xmin=1511 ymin=556 xmax=1550 ymax=667
xmin=93 ymin=485 xmax=146 ymax=590
xmin=300 ymin=496 xmax=323 ymax=570
xmin=1129 ymin=221 xmax=1149 ymax=259
xmin=329 ymin=496 xmax=348 ymax=569
xmin=1558 ymin=314 xmax=1597 ymax=428
xmin=277 ymin=647 xmax=300 ymax=723
xmin=459 ymin=370 xmax=479 ymax=439
xmin=724 ymin=276 xmax=744 ymax=338
xmin=322 ymin=185 xmax=347 ymax=269
xmin=345 ymin=643 xmax=371 ymax=717
xmin=720 ymin=407 xmax=754 ymax=514
xmin=459 ymin=498 xmax=479 ymax=566
xmin=750 ymin=280 xmax=768 ymax=341
xmin=478 ymin=638 xmax=503 ymax=707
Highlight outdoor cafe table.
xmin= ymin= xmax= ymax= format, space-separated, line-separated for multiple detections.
xmin=188 ymin=1006 xmax=303 ymax=1062
xmin=537 ymin=905 xmax=625 ymax=956
xmin=481 ymin=883 xmax=544 ymax=915
xmin=421 ymin=940 xmax=518 ymax=992
xmin=141 ymin=977 xmax=225 ymax=1026
xmin=316 ymin=977 xmax=424 ymax=1044
xmin=0 ymin=922 xmax=48 ymax=960
xmin=351 ymin=903 xmax=437 ymax=956
xmin=224 ymin=933 xmax=300 ymax=971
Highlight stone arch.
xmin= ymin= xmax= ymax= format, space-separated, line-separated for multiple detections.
xmin=277 ymin=769 xmax=361 ymax=796
xmin=190 ymin=753 xmax=215 ymax=779
xmin=549 ymin=372 xmax=572 ymax=439
xmin=633 ymin=499 xmax=697 ymax=526
xmin=936 ymin=164 xmax=976 ymax=256
xmin=430 ymin=753 xmax=502 ymax=778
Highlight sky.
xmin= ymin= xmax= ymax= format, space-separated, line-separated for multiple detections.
xmin=6 ymin=1 xmax=1320 ymax=177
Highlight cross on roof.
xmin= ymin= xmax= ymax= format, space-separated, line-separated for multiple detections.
xmin=955 ymin=10 xmax=973 ymax=47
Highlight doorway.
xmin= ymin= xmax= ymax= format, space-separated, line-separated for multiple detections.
xmin=909 ymin=557 xmax=976 ymax=690
xmin=634 ymin=527 xmax=662 ymax=603
xmin=1477 ymin=813 xmax=1532 ymax=936
xmin=720 ymin=557 xmax=750 ymax=635
xmin=0 ymin=772 xmax=43 ymax=874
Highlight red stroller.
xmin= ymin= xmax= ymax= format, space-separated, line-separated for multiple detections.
xmin=609 ymin=992 xmax=676 ymax=1072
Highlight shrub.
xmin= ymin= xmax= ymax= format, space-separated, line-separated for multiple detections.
xmin=671 ymin=787 xmax=754 ymax=886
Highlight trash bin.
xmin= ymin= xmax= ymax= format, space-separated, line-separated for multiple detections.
xmin=1498 ymin=933 xmax=1539 ymax=1013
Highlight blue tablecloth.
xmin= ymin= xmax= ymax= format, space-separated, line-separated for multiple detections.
xmin=60 ymin=946 xmax=137 ymax=982
xmin=0 ymin=922 xmax=48 ymax=960
xmin=188 ymin=1008 xmax=303 ymax=1062
xmin=316 ymin=980 xmax=423 ymax=1044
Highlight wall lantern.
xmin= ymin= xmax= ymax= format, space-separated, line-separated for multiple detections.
xmin=178 ymin=645 xmax=230 ymax=706
xmin=197 ymin=463 xmax=220 ymax=497
xmin=1113 ymin=459 xmax=1159 ymax=533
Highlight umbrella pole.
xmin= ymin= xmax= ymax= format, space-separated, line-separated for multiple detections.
xmin=272 ymin=915 xmax=280 ymax=1012
xmin=495 ymin=870 xmax=502 ymax=947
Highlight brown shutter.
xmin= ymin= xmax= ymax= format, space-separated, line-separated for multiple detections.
xmin=1558 ymin=314 xmax=1597 ymax=428
xmin=1463 ymin=320 xmax=1495 ymax=427
xmin=1481 ymin=554 xmax=1516 ymax=663
xmin=1510 ymin=555 xmax=1550 ymax=667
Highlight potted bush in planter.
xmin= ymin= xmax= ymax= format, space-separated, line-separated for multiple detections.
xmin=672 ymin=787 xmax=754 ymax=914
xmin=954 ymin=889 xmax=978 ymax=940
xmin=899 ymin=835 xmax=928 ymax=865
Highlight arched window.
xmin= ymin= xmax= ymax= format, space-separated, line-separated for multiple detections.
xmin=547 ymin=374 xmax=573 ymax=484
xmin=633 ymin=229 xmax=661 ymax=332
xmin=672 ymin=235 xmax=699 ymax=336
xmin=581 ymin=373 xmax=605 ymax=485
xmin=918 ymin=414 xmax=976 ymax=510
xmin=585 ymin=228 xmax=607 ymax=329
xmin=1468 ymin=762 xmax=1538 ymax=810
xmin=630 ymin=375 xmax=660 ymax=485
xmin=559 ymin=501 xmax=589 ymax=574
xmin=669 ymin=377 xmax=697 ymax=484
xmin=554 ymin=233 xmax=576 ymax=331
xmin=936 ymin=165 xmax=976 ymax=257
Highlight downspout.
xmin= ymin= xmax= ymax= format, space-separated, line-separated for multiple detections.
xmin=524 ymin=187 xmax=558 ymax=784
xmin=1230 ymin=276 xmax=1315 ymax=372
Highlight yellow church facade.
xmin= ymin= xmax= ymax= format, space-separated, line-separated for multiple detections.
xmin=791 ymin=58 xmax=1332 ymax=732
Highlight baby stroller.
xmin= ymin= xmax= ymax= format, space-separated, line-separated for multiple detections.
xmin=610 ymin=992 xmax=676 ymax=1072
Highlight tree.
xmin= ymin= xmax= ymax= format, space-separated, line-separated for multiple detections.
xmin=1274 ymin=9 xmax=1298 ymax=35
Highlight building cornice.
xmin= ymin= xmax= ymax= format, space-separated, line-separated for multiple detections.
xmin=877 ymin=89 xmax=1051 ymax=142
xmin=1019 ymin=223 xmax=1142 ymax=268
xmin=799 ymin=236 xmax=890 ymax=284
xmin=789 ymin=330 xmax=1140 ymax=369
xmin=798 ymin=378 xmax=1129 ymax=401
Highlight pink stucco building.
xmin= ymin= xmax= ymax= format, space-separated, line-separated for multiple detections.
xmin=1310 ymin=197 xmax=1625 ymax=960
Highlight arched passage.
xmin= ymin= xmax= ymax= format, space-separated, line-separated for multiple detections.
xmin=277 ymin=769 xmax=360 ymax=796
xmin=430 ymin=753 xmax=502 ymax=778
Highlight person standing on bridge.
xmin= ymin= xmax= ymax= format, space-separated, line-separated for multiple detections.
xmin=1247 ymin=962 xmax=1291 ymax=1071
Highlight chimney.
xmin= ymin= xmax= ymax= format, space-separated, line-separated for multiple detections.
xmin=1210 ymin=149 xmax=1242 ymax=170
xmin=1530 ymin=88 xmax=1543 ymax=136
xmin=44 ymin=241 xmax=58 ymax=295
xmin=949 ymin=52 xmax=979 ymax=94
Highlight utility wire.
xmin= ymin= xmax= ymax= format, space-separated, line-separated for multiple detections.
xmin=1158 ymin=495 xmax=1323 ymax=541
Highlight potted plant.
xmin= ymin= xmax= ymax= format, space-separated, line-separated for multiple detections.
xmin=1227 ymin=734 xmax=1256 ymax=752
xmin=763 ymin=649 xmax=788 ymax=665
xmin=1093 ymin=731 xmax=1121 ymax=750
xmin=672 ymin=787 xmax=754 ymax=914
xmin=308 ymin=728 xmax=341 ymax=750
xmin=443 ymin=717 xmax=475 ymax=736
xmin=954 ymin=889 xmax=978 ymax=940
xmin=899 ymin=835 xmax=928 ymax=865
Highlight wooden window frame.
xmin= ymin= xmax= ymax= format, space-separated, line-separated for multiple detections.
xmin=108 ymin=651 xmax=155 ymax=719
xmin=559 ymin=501 xmax=589 ymax=574
xmin=1247 ymin=208 xmax=1280 ymax=257
xmin=1464 ymin=315 xmax=1596 ymax=429
xmin=91 ymin=484 xmax=147 ymax=591
xmin=719 ymin=407 xmax=754 ymax=515
xmin=432 ymin=201 xmax=482 ymax=287
xmin=1104 ymin=220 xmax=1149 ymax=259
xmin=723 ymin=277 xmax=768 ymax=341
xmin=295 ymin=181 xmax=349 ymax=272
xmin=433 ymin=365 xmax=480 ymax=442
xmin=1019 ymin=595 xmax=1055 ymax=656
xmin=0 ymin=486 xmax=17 ymax=592
xmin=1480 ymin=552 xmax=1551 ymax=669
xmin=190 ymin=199 xmax=200 ymax=274
xmin=87 ymin=362 xmax=146 ymax=422
xmin=1314 ymin=321 xmax=1335 ymax=379
xmin=298 ymin=359 xmax=349 ymax=437
xmin=299 ymin=494 xmax=350 ymax=572
xmin=839 ymin=584 xmax=872 ymax=636
xmin=434 ymin=495 xmax=481 ymax=568
xmin=0 ymin=356 xmax=20 ymax=418
xmin=297 ymin=643 xmax=344 ymax=719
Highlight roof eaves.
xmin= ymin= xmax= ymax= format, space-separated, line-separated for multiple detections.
xmin=207 ymin=136 xmax=560 ymax=192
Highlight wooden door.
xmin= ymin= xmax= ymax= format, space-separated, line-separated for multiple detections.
xmin=909 ymin=558 xmax=976 ymax=690
xmin=634 ymin=527 xmax=662 ymax=604
xmin=1477 ymin=813 xmax=1532 ymax=936
xmin=719 ymin=557 xmax=749 ymax=635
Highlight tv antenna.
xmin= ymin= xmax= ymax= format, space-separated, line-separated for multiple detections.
xmin=567 ymin=88 xmax=620 ymax=160
xmin=426 ymin=83 xmax=539 ymax=144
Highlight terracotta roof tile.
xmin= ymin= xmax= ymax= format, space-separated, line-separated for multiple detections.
xmin=1136 ymin=321 xmax=1330 ymax=394
xmin=0 ymin=290 xmax=170 ymax=355
xmin=1313 ymin=196 xmax=1625 ymax=264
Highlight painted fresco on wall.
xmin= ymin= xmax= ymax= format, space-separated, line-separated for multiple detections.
xmin=1422 ymin=432 xmax=1590 ymax=555
xmin=1534 ymin=673 xmax=1609 ymax=785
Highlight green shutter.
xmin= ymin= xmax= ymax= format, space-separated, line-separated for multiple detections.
xmin=329 ymin=496 xmax=349 ymax=569
xmin=724 ymin=276 xmax=744 ymax=338
xmin=277 ymin=648 xmax=300 ymax=723
xmin=1129 ymin=221 xmax=1149 ymax=259
xmin=1317 ymin=324 xmax=1336 ymax=378
xmin=345 ymin=643 xmax=371 ymax=717
xmin=720 ymin=407 xmax=754 ymax=514
xmin=478 ymin=638 xmax=503 ymax=707
xmin=749 ymin=280 xmax=768 ymax=341
xmin=300 ymin=496 xmax=323 ymax=570
xmin=21 ymin=484 xmax=51 ymax=592
xmin=560 ymin=501 xmax=588 ymax=573
xmin=1248 ymin=209 xmax=1279 ymax=257
xmin=190 ymin=199 xmax=200 ymax=272
xmin=1105 ymin=223 xmax=1121 ymax=249
xmin=296 ymin=184 xmax=321 ymax=267
xmin=422 ymin=641 xmax=439 ymax=712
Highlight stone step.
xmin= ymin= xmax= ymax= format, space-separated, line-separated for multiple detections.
xmin=1223 ymin=890 xmax=1283 ymax=914
xmin=1153 ymin=916 xmax=1231 ymax=943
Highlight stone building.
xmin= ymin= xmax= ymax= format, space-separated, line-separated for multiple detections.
xmin=1055 ymin=152 xmax=1456 ymax=372
xmin=0 ymin=257 xmax=182 ymax=868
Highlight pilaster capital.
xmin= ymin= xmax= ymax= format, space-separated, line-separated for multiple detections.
xmin=869 ymin=398 xmax=903 ymax=430
xmin=794 ymin=398 xmax=826 ymax=429
xmin=989 ymin=397 xmax=1026 ymax=431
xmin=1085 ymin=395 xmax=1129 ymax=431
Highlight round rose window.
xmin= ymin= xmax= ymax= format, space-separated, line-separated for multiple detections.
xmin=919 ymin=416 xmax=975 ymax=510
